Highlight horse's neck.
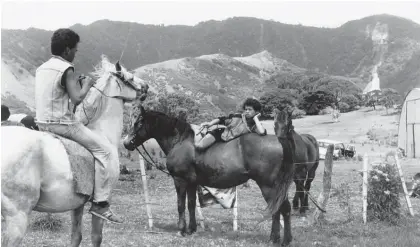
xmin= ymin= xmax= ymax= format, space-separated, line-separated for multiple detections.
xmin=155 ymin=127 xmax=191 ymax=156
xmin=88 ymin=98 xmax=124 ymax=147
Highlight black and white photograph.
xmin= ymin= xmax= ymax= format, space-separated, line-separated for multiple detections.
xmin=1 ymin=0 xmax=419 ymax=246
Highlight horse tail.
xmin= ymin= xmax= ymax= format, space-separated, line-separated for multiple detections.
xmin=266 ymin=137 xmax=295 ymax=215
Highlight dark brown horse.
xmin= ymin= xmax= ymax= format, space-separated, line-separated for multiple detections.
xmin=123 ymin=106 xmax=296 ymax=245
xmin=289 ymin=126 xmax=320 ymax=214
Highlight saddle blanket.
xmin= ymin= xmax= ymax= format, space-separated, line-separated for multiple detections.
xmin=191 ymin=124 xmax=237 ymax=209
xmin=36 ymin=123 xmax=95 ymax=198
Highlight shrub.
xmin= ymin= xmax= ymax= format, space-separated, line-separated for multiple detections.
xmin=319 ymin=106 xmax=334 ymax=115
xmin=292 ymin=108 xmax=306 ymax=119
xmin=338 ymin=102 xmax=350 ymax=113
xmin=367 ymin=162 xmax=401 ymax=224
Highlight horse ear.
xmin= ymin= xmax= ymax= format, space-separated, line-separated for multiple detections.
xmin=288 ymin=108 xmax=294 ymax=118
xmin=115 ymin=61 xmax=122 ymax=72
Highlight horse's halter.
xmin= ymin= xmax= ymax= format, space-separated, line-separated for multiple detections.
xmin=91 ymin=71 xmax=138 ymax=98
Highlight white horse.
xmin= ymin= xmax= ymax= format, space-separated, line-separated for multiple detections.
xmin=1 ymin=55 xmax=148 ymax=247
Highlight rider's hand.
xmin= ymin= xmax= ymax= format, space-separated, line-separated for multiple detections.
xmin=200 ymin=122 xmax=210 ymax=128
xmin=253 ymin=113 xmax=261 ymax=120
xmin=80 ymin=75 xmax=95 ymax=88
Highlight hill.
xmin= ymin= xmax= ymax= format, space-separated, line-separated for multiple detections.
xmin=2 ymin=14 xmax=420 ymax=112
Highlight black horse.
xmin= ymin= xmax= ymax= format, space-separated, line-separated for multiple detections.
xmin=290 ymin=131 xmax=319 ymax=214
xmin=124 ymin=107 xmax=296 ymax=245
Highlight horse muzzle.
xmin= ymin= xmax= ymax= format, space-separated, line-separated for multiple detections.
xmin=123 ymin=135 xmax=137 ymax=151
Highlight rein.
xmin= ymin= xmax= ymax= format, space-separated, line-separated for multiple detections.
xmin=135 ymin=145 xmax=175 ymax=178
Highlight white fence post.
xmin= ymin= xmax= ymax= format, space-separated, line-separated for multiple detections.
xmin=139 ymin=154 xmax=153 ymax=229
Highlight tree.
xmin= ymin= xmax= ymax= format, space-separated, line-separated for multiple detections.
xmin=340 ymin=94 xmax=360 ymax=112
xmin=259 ymin=90 xmax=296 ymax=118
xmin=364 ymin=90 xmax=382 ymax=110
xmin=379 ymin=88 xmax=401 ymax=114
xmin=299 ymin=90 xmax=336 ymax=115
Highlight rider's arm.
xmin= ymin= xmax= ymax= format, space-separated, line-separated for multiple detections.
xmin=217 ymin=113 xmax=239 ymax=126
xmin=253 ymin=114 xmax=267 ymax=135
xmin=208 ymin=118 xmax=221 ymax=126
xmin=63 ymin=68 xmax=93 ymax=105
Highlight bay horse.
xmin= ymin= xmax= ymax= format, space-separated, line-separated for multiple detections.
xmin=1 ymin=55 xmax=148 ymax=247
xmin=123 ymin=107 xmax=296 ymax=245
xmin=290 ymin=125 xmax=320 ymax=214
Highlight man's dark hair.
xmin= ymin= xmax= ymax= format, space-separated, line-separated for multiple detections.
xmin=1 ymin=105 xmax=10 ymax=121
xmin=243 ymin=98 xmax=262 ymax=112
xmin=51 ymin=28 xmax=80 ymax=56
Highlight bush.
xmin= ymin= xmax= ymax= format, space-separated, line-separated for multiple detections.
xmin=340 ymin=94 xmax=360 ymax=110
xmin=338 ymin=102 xmax=350 ymax=113
xmin=367 ymin=162 xmax=401 ymax=224
xmin=292 ymin=108 xmax=306 ymax=119
xmin=319 ymin=106 xmax=334 ymax=115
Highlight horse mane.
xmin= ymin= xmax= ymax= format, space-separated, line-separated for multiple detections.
xmin=76 ymin=55 xmax=130 ymax=124
xmin=146 ymin=110 xmax=195 ymax=141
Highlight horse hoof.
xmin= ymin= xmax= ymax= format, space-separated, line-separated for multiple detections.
xmin=177 ymin=231 xmax=186 ymax=237
xmin=186 ymin=228 xmax=196 ymax=235
xmin=281 ymin=236 xmax=292 ymax=246
xmin=281 ymin=240 xmax=292 ymax=246
xmin=269 ymin=236 xmax=281 ymax=244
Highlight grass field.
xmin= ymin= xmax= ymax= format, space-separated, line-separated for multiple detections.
xmin=6 ymin=107 xmax=420 ymax=246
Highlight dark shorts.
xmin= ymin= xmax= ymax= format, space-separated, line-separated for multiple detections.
xmin=20 ymin=115 xmax=39 ymax=131
xmin=207 ymin=128 xmax=225 ymax=142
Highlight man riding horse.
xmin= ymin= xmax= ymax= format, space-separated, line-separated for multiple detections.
xmin=34 ymin=28 xmax=123 ymax=224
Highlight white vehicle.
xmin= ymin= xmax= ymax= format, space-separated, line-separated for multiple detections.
xmin=317 ymin=139 xmax=345 ymax=160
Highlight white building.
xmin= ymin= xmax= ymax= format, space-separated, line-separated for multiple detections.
xmin=398 ymin=88 xmax=420 ymax=158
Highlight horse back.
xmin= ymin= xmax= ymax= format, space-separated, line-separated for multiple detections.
xmin=201 ymin=133 xmax=283 ymax=166
xmin=295 ymin=133 xmax=319 ymax=162
xmin=1 ymin=126 xmax=95 ymax=197
xmin=194 ymin=133 xmax=284 ymax=186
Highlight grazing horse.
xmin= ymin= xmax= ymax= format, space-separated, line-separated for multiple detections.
xmin=290 ymin=122 xmax=320 ymax=214
xmin=123 ymin=107 xmax=296 ymax=245
xmin=1 ymin=55 xmax=148 ymax=247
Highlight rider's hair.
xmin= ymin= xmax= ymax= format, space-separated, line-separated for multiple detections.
xmin=51 ymin=28 xmax=80 ymax=56
xmin=1 ymin=105 xmax=10 ymax=121
xmin=243 ymin=98 xmax=262 ymax=112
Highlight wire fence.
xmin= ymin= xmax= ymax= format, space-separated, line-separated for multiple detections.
xmin=121 ymin=151 xmax=418 ymax=231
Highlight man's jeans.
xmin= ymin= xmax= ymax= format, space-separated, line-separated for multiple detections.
xmin=40 ymin=122 xmax=119 ymax=202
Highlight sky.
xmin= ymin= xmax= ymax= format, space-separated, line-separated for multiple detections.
xmin=1 ymin=0 xmax=420 ymax=31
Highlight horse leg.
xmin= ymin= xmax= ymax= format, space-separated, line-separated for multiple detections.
xmin=303 ymin=162 xmax=319 ymax=213
xmin=91 ymin=215 xmax=105 ymax=247
xmin=298 ymin=179 xmax=306 ymax=214
xmin=293 ymin=179 xmax=305 ymax=213
xmin=280 ymin=199 xmax=293 ymax=246
xmin=174 ymin=178 xmax=187 ymax=236
xmin=258 ymin=185 xmax=281 ymax=244
xmin=1 ymin=208 xmax=30 ymax=247
xmin=186 ymin=183 xmax=198 ymax=235
xmin=1 ymin=194 xmax=35 ymax=247
xmin=70 ymin=205 xmax=84 ymax=247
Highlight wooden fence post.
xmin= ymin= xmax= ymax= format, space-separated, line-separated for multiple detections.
xmin=362 ymin=153 xmax=368 ymax=224
xmin=395 ymin=154 xmax=415 ymax=216
xmin=196 ymin=192 xmax=205 ymax=229
xmin=233 ymin=187 xmax=238 ymax=231
xmin=139 ymin=154 xmax=153 ymax=229
xmin=310 ymin=144 xmax=334 ymax=224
